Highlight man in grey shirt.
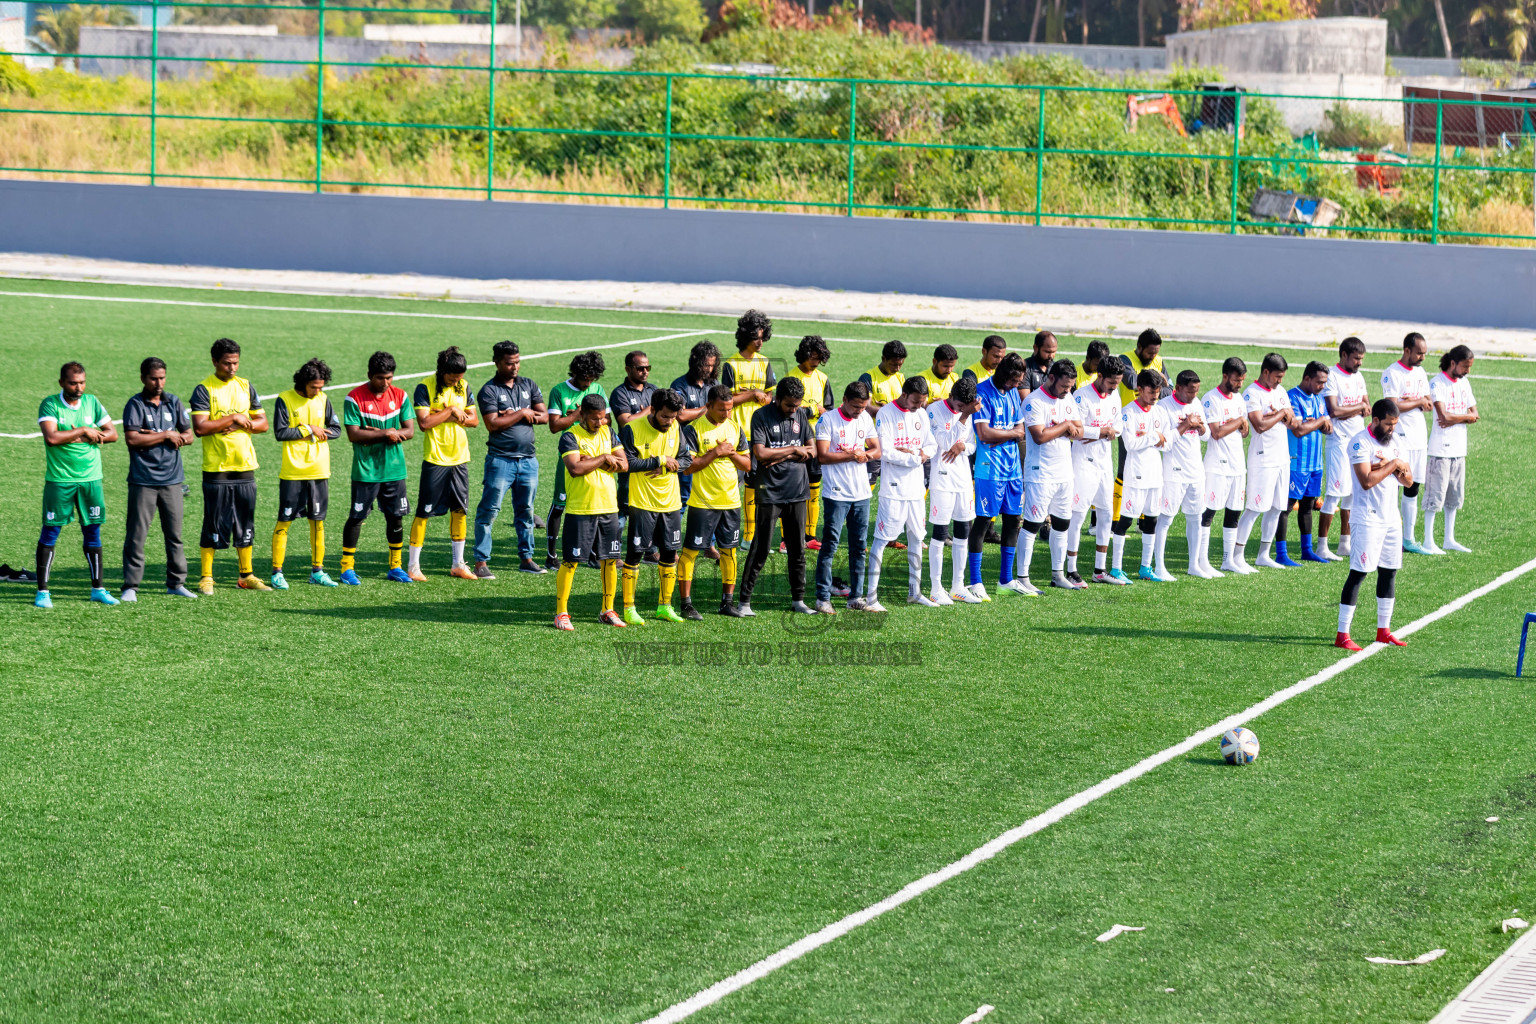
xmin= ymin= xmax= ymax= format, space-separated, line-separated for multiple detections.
xmin=121 ymin=357 xmax=198 ymax=601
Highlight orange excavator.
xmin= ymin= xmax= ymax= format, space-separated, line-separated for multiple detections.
xmin=1125 ymin=93 xmax=1188 ymax=137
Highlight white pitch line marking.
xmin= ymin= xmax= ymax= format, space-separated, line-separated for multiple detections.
xmin=636 ymin=555 xmax=1536 ymax=1024
xmin=958 ymin=1005 xmax=995 ymax=1024
xmin=1095 ymin=924 xmax=1145 ymax=942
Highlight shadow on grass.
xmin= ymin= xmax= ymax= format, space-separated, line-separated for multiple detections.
xmin=1034 ymin=625 xmax=1317 ymax=646
xmin=273 ymin=595 xmax=568 ymax=625
xmin=1427 ymin=667 xmax=1508 ymax=679
xmin=1184 ymin=756 xmax=1230 ymax=767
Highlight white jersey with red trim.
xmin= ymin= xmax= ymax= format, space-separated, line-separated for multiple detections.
xmin=1119 ymin=399 xmax=1171 ymax=491
xmin=1322 ymin=364 xmax=1370 ymax=452
xmin=1200 ymin=386 xmax=1246 ymax=477
xmin=1348 ymin=428 xmax=1404 ymax=522
xmin=1071 ymin=380 xmax=1119 ymax=479
xmin=1379 ymin=359 xmax=1430 ymax=451
xmin=926 ymin=398 xmax=976 ymax=496
xmin=1156 ymin=393 xmax=1209 ymax=484
xmin=1242 ymin=381 xmax=1293 ymax=470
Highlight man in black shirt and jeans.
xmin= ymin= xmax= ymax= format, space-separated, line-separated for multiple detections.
xmin=120 ymin=356 xmax=198 ymax=601
xmin=1022 ymin=330 xmax=1058 ymax=396
xmin=473 ymin=341 xmax=547 ymax=578
xmin=737 ymin=377 xmax=816 ymax=617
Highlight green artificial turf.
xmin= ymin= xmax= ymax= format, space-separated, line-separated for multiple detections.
xmin=1 ymin=277 xmax=1533 ymax=1024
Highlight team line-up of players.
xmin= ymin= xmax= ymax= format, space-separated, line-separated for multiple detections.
xmin=29 ymin=311 xmax=1480 ymax=647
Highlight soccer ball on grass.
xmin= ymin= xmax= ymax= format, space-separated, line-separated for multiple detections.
xmin=1219 ymin=727 xmax=1260 ymax=765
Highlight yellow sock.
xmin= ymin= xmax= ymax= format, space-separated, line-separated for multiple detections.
xmin=200 ymin=547 xmax=215 ymax=579
xmin=449 ymin=509 xmax=466 ymax=542
xmin=270 ymin=522 xmax=291 ymax=573
xmin=621 ymin=561 xmax=639 ymax=609
xmin=742 ymin=487 xmax=756 ymax=542
xmin=340 ymin=547 xmax=356 ymax=573
xmin=719 ymin=547 xmax=738 ymax=587
xmin=678 ymin=548 xmax=699 ymax=583
xmin=236 ymin=545 xmax=254 ymax=576
xmin=601 ymin=559 xmax=618 ymax=612
xmin=658 ymin=562 xmax=677 ymax=606
xmin=310 ymin=519 xmax=325 ymax=570
xmin=388 ymin=543 xmax=403 ymax=570
xmin=806 ymin=483 xmax=821 ymax=539
xmin=410 ymin=516 xmax=428 ymax=548
xmin=555 ymin=562 xmax=577 ymax=616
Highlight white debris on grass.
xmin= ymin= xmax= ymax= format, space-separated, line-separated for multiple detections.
xmin=1367 ymin=949 xmax=1447 ymax=965
xmin=1096 ymin=924 xmax=1146 ymax=942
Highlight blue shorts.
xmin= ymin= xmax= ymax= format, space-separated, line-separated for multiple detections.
xmin=1289 ymin=469 xmax=1323 ymax=501
xmin=975 ymin=476 xmax=1024 ymax=518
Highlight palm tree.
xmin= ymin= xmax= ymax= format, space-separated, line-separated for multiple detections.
xmin=33 ymin=4 xmax=138 ymax=57
xmin=1471 ymin=0 xmax=1533 ymax=62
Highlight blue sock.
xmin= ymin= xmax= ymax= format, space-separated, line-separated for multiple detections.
xmin=1300 ymin=534 xmax=1314 ymax=556
xmin=968 ymin=552 xmax=983 ymax=586
xmin=999 ymin=546 xmax=1016 ymax=585
xmin=1275 ymin=540 xmax=1289 ymax=559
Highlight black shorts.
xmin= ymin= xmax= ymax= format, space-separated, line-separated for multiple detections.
xmin=276 ymin=478 xmax=329 ymax=522
xmin=628 ymin=508 xmax=682 ymax=555
xmin=200 ymin=471 xmax=257 ymax=550
xmin=417 ymin=462 xmax=468 ymax=518
xmin=349 ymin=480 xmax=410 ymax=521
xmin=562 ymin=512 xmax=623 ymax=564
xmin=683 ymin=506 xmax=741 ymax=551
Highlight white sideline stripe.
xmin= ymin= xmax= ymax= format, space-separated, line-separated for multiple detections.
xmin=1 ymin=431 xmax=42 ymax=438
xmin=637 ymin=555 xmax=1536 ymax=1024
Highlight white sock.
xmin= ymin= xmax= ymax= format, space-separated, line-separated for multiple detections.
xmin=1339 ymin=532 xmax=1352 ymax=556
xmin=1261 ymin=509 xmax=1279 ymax=542
xmin=1236 ymin=509 xmax=1260 ymax=550
xmin=451 ymin=539 xmax=465 ymax=566
xmin=409 ymin=545 xmax=423 ymax=572
xmin=1154 ymin=514 xmax=1173 ymax=574
xmin=1185 ymin=516 xmax=1201 ymax=573
xmin=905 ymin=527 xmax=923 ymax=598
xmin=951 ymin=536 xmax=968 ymax=592
xmin=1066 ymin=511 xmax=1088 ymax=572
xmin=1094 ymin=547 xmax=1107 ymax=571
xmin=1424 ymin=510 xmax=1439 ymax=545
xmin=1338 ymin=602 xmax=1357 ymax=634
xmin=1444 ymin=507 xmax=1459 ymax=545
xmin=1222 ymin=526 xmax=1236 ymax=562
xmin=929 ymin=539 xmax=945 ymax=593
xmin=1111 ymin=533 xmax=1126 ymax=571
xmin=1140 ymin=530 xmax=1155 ymax=568
xmin=1401 ymin=494 xmax=1419 ymax=543
xmin=1048 ymin=528 xmax=1067 ymax=574
xmin=1199 ymin=524 xmax=1213 ymax=569
xmin=1018 ymin=528 xmax=1039 ymax=577
xmin=867 ymin=540 xmax=887 ymax=600
xmin=1377 ymin=596 xmax=1395 ymax=630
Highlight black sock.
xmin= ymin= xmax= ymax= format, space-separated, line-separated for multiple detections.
xmin=84 ymin=546 xmax=103 ymax=589
xmin=546 ymin=506 xmax=564 ymax=559
xmin=343 ymin=517 xmax=363 ymax=550
xmin=36 ymin=544 xmax=54 ymax=592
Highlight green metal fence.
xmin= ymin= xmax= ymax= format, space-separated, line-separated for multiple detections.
xmin=3 ymin=3 xmax=1535 ymax=245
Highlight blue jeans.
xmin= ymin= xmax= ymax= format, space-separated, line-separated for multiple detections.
xmin=473 ymin=454 xmax=539 ymax=562
xmin=814 ymin=497 xmax=869 ymax=603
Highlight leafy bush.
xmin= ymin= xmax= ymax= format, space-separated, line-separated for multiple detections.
xmin=1319 ymin=102 xmax=1394 ymax=149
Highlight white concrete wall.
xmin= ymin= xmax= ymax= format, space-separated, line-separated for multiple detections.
xmin=1167 ymin=18 xmax=1388 ymax=76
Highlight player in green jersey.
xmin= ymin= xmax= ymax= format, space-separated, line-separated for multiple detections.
xmin=543 ymin=351 xmax=607 ymax=569
xmin=36 ymin=361 xmax=120 ymax=608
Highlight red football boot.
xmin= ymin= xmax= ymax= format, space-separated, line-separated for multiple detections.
xmin=1335 ymin=632 xmax=1363 ymax=651
xmin=1376 ymin=628 xmax=1407 ymax=647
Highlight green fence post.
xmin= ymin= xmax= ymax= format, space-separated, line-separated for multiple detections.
xmin=148 ymin=0 xmax=158 ymax=186
xmin=486 ymin=0 xmax=497 ymax=201
xmin=846 ymin=81 xmax=857 ymax=217
xmin=1034 ymin=86 xmax=1044 ymax=226
xmin=314 ymin=0 xmax=326 ymax=193
xmin=1228 ymin=92 xmax=1243 ymax=234
xmin=663 ymin=74 xmax=672 ymax=210
xmin=1431 ymin=99 xmax=1443 ymax=244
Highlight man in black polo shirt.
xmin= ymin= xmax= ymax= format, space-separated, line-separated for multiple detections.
xmin=736 ymin=377 xmax=816 ymax=617
xmin=610 ymin=349 xmax=657 ymax=526
xmin=120 ymin=356 xmax=198 ymax=601
xmin=1022 ymin=330 xmax=1057 ymax=396
xmin=472 ymin=341 xmax=547 ymax=578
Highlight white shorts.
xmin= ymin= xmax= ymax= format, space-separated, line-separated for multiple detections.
xmin=1401 ymin=448 xmax=1426 ymax=491
xmin=1246 ymin=464 xmax=1290 ymax=512
xmin=928 ymin=488 xmax=975 ymax=525
xmin=1024 ymin=479 xmax=1072 ymax=523
xmin=1205 ymin=474 xmax=1245 ymax=512
xmin=1160 ymin=479 xmax=1203 ymax=517
xmin=1350 ymin=515 xmax=1404 ymax=574
xmin=1121 ymin=485 xmax=1160 ymax=519
xmin=1072 ymin=469 xmax=1114 ymax=514
xmin=874 ymin=496 xmax=926 ymax=542
xmin=1326 ymin=443 xmax=1355 ymax=504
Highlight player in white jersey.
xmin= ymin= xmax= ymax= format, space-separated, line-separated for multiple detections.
xmin=1019 ymin=359 xmax=1084 ymax=595
xmin=1113 ymin=369 xmax=1172 ymax=582
xmin=867 ymin=377 xmax=937 ymax=610
xmin=1156 ymin=369 xmax=1210 ymax=579
xmin=1235 ymin=353 xmax=1296 ymax=573
xmin=1065 ymin=359 xmax=1124 ymax=586
xmin=1199 ymin=357 xmax=1250 ymax=577
xmin=1379 ymin=332 xmax=1432 ymax=553
xmin=927 ymin=377 xmax=980 ymax=604
xmin=1318 ymin=336 xmax=1370 ymax=561
xmin=1336 ymin=397 xmax=1413 ymax=651
xmin=1423 ymin=344 xmax=1478 ymax=554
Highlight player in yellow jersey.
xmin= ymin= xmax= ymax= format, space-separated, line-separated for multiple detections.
xmin=1076 ymin=340 xmax=1111 ymax=388
xmin=269 ymin=358 xmax=342 ymax=589
xmin=962 ymin=335 xmax=1007 ymax=384
xmin=617 ymin=389 xmax=694 ymax=625
xmin=409 ymin=346 xmax=480 ymax=580
xmin=721 ymin=310 xmax=776 ymax=548
xmin=918 ymin=344 xmax=960 ymax=402
xmin=190 ymin=337 xmax=270 ymax=593
xmin=553 ymin=394 xmax=628 ymax=631
xmin=677 ymin=385 xmax=750 ymax=619
xmin=786 ymin=335 xmax=834 ymax=554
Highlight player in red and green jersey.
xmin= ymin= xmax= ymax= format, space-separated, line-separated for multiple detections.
xmin=341 ymin=351 xmax=416 ymax=585
xmin=35 ymin=361 xmax=119 ymax=608
xmin=544 ymin=351 xmax=607 ymax=569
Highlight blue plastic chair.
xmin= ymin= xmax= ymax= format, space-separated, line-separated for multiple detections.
xmin=1519 ymin=613 xmax=1536 ymax=677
